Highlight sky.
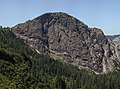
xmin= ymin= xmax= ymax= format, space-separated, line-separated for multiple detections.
xmin=0 ymin=0 xmax=120 ymax=35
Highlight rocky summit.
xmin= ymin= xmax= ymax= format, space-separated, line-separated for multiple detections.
xmin=12 ymin=12 xmax=120 ymax=74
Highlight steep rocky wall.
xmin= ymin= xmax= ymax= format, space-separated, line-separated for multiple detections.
xmin=12 ymin=12 xmax=120 ymax=74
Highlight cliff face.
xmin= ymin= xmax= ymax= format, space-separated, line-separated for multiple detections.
xmin=12 ymin=12 xmax=120 ymax=74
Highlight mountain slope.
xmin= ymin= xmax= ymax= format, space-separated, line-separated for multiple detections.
xmin=12 ymin=12 xmax=120 ymax=74
xmin=0 ymin=28 xmax=86 ymax=89
xmin=1 ymin=23 xmax=120 ymax=89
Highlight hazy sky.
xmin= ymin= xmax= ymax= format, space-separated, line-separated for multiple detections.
xmin=0 ymin=0 xmax=120 ymax=35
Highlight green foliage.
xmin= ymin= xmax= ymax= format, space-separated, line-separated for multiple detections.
xmin=0 ymin=28 xmax=120 ymax=89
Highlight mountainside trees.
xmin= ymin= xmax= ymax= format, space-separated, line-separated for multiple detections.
xmin=0 ymin=28 xmax=120 ymax=89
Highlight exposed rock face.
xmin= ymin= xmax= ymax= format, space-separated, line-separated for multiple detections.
xmin=12 ymin=12 xmax=120 ymax=74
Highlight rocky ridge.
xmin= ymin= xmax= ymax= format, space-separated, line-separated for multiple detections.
xmin=108 ymin=35 xmax=120 ymax=43
xmin=12 ymin=12 xmax=120 ymax=74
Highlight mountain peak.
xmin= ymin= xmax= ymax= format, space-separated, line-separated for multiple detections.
xmin=33 ymin=12 xmax=88 ymax=28
xmin=12 ymin=12 xmax=120 ymax=74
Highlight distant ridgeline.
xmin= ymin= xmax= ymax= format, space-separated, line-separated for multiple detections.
xmin=0 ymin=12 xmax=120 ymax=89
xmin=0 ymin=26 xmax=10 ymax=29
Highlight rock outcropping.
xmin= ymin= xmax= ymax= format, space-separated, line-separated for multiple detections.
xmin=12 ymin=12 xmax=120 ymax=74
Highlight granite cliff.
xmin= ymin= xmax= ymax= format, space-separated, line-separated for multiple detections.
xmin=12 ymin=12 xmax=120 ymax=74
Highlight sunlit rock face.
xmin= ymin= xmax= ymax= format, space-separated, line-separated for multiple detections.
xmin=12 ymin=12 xmax=120 ymax=74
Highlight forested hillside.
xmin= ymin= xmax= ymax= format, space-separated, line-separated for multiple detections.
xmin=1 ymin=28 xmax=120 ymax=89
